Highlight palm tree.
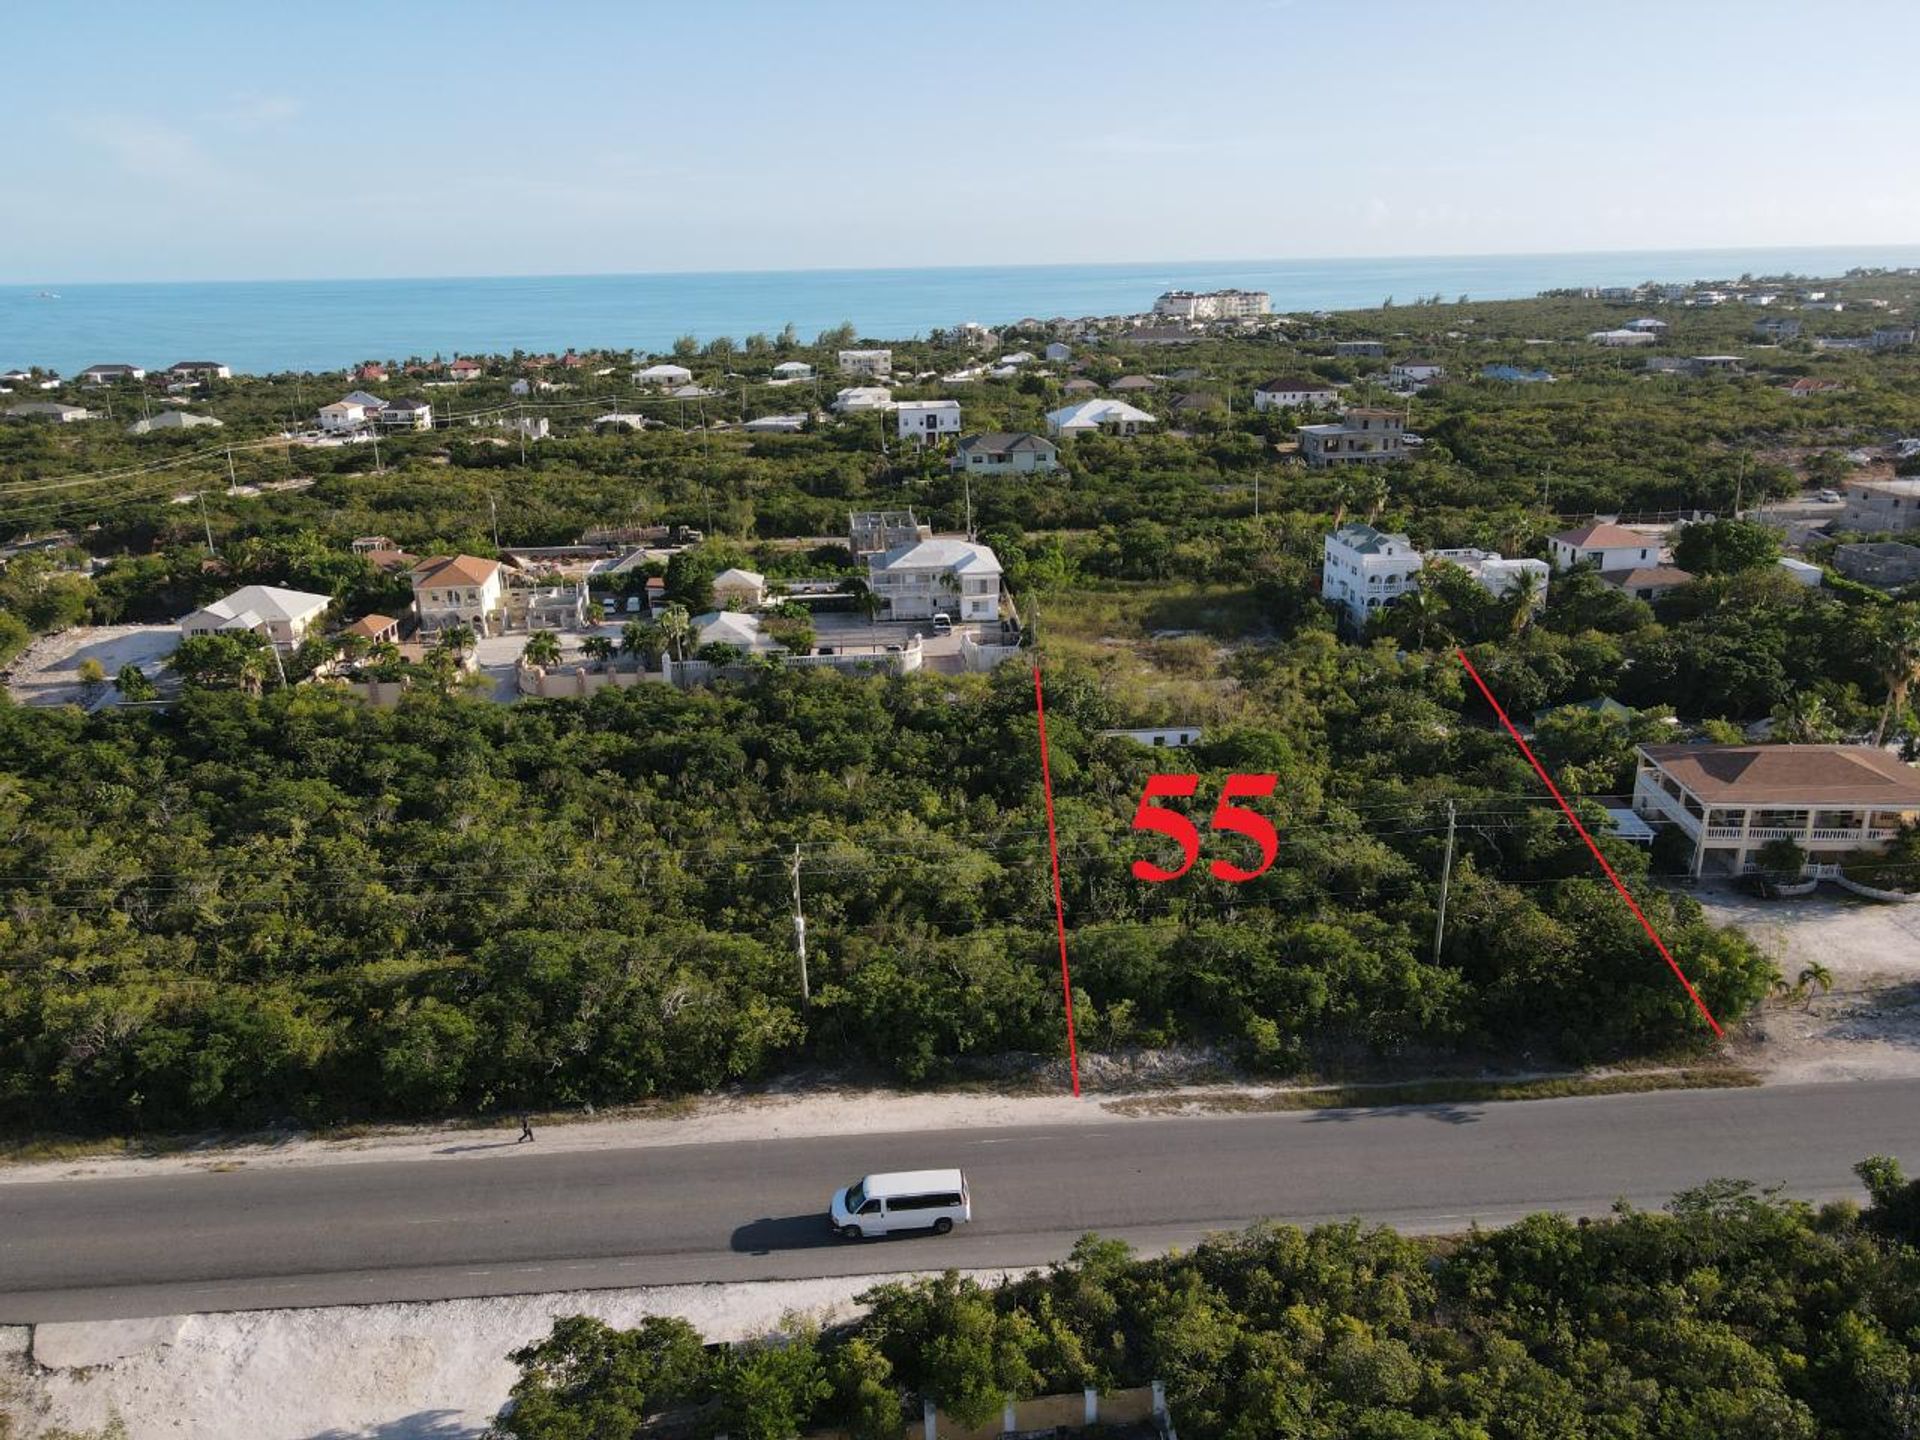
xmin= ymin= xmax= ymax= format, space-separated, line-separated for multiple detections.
xmin=1389 ymin=586 xmax=1451 ymax=652
xmin=1796 ymin=962 xmax=1834 ymax=1008
xmin=1502 ymin=570 xmax=1544 ymax=637
xmin=436 ymin=623 xmax=477 ymax=659
xmin=1770 ymin=692 xmax=1840 ymax=744
xmin=620 ymin=620 xmax=654 ymax=667
xmin=1870 ymin=604 xmax=1920 ymax=746
xmin=580 ymin=635 xmax=616 ymax=669
xmin=656 ymin=603 xmax=693 ymax=662
xmin=523 ymin=629 xmax=562 ymax=668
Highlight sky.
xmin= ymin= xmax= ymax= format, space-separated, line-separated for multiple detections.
xmin=3 ymin=0 xmax=1916 ymax=284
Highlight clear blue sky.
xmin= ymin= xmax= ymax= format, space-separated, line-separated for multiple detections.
xmin=5 ymin=0 xmax=1916 ymax=284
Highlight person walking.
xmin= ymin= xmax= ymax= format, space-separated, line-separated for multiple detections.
xmin=517 ymin=1111 xmax=535 ymax=1143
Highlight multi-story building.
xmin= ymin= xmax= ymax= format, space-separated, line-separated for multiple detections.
xmin=894 ymin=399 xmax=962 ymax=443
xmin=1549 ymin=521 xmax=1663 ymax=572
xmin=317 ymin=400 xmax=370 ymax=434
xmin=1321 ymin=523 xmax=1422 ymax=630
xmin=377 ymin=398 xmax=434 ymax=430
xmin=848 ymin=509 xmax=928 ymax=556
xmin=79 ymin=363 xmax=145 ymax=385
xmin=1632 ymin=743 xmax=1920 ymax=878
xmin=1297 ymin=408 xmax=1405 ymax=467
xmin=1841 ymin=477 xmax=1920 ymax=533
xmin=1426 ymin=549 xmax=1551 ymax=605
xmin=1834 ymin=542 xmax=1920 ymax=589
xmin=166 ymin=360 xmax=231 ymax=381
xmin=410 ymin=554 xmax=506 ymax=635
xmin=866 ymin=537 xmax=1002 ymax=622
xmin=838 ymin=349 xmax=893 ymax=379
xmin=1152 ymin=289 xmax=1270 ymax=320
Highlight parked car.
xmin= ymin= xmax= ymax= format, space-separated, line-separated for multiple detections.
xmin=625 ymin=595 xmax=642 ymax=613
xmin=930 ymin=613 xmax=952 ymax=636
xmin=601 ymin=598 xmax=617 ymax=617
xmin=1817 ymin=488 xmax=1842 ymax=503
xmin=830 ymin=1169 xmax=970 ymax=1239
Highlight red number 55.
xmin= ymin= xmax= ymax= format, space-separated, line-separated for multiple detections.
xmin=1129 ymin=773 xmax=1279 ymax=884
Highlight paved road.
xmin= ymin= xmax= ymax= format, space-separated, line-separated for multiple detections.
xmin=6 ymin=1079 xmax=1920 ymax=1323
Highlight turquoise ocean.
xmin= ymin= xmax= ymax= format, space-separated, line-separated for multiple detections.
xmin=3 ymin=246 xmax=1917 ymax=376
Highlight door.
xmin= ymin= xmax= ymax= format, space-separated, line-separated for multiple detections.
xmin=858 ymin=1197 xmax=886 ymax=1235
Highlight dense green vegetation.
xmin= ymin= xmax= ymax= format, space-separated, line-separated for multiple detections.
xmin=4 ymin=274 xmax=1920 ymax=1134
xmin=493 ymin=1159 xmax=1920 ymax=1440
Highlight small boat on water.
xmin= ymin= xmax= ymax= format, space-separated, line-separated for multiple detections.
xmin=35 ymin=291 xmax=60 ymax=300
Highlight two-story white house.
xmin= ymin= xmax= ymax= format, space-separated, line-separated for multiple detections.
xmin=1298 ymin=409 xmax=1406 ymax=467
xmin=179 ymin=585 xmax=332 ymax=650
xmin=895 ymin=399 xmax=962 ymax=443
xmin=1427 ymin=549 xmax=1551 ymax=605
xmin=79 ymin=363 xmax=145 ymax=385
xmin=1252 ymin=376 xmax=1339 ymax=411
xmin=1549 ymin=521 xmax=1663 ymax=572
xmin=1321 ymin=523 xmax=1422 ymax=630
xmin=317 ymin=400 xmax=370 ymax=434
xmin=410 ymin=554 xmax=506 ymax=636
xmin=838 ymin=349 xmax=893 ymax=379
xmin=378 ymin=397 xmax=434 ymax=430
xmin=867 ymin=536 xmax=1002 ymax=622
xmin=1632 ymin=743 xmax=1920 ymax=878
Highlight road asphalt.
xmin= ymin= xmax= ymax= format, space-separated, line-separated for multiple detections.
xmin=6 ymin=1078 xmax=1920 ymax=1323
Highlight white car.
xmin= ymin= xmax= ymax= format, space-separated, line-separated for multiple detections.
xmin=1817 ymin=489 xmax=1842 ymax=503
xmin=830 ymin=1169 xmax=970 ymax=1239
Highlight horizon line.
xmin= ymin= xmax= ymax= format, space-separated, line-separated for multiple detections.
xmin=4 ymin=239 xmax=1918 ymax=292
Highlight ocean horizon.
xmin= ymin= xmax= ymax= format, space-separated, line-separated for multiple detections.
xmin=3 ymin=243 xmax=1916 ymax=377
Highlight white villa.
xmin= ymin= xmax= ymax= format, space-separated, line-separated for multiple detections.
xmin=771 ymin=360 xmax=814 ymax=381
xmin=710 ymin=567 xmax=767 ymax=609
xmin=1252 ymin=376 xmax=1338 ymax=411
xmin=1044 ymin=398 xmax=1157 ymax=439
xmin=179 ymin=585 xmax=332 ymax=650
xmin=833 ymin=386 xmax=894 ymax=414
xmin=1427 ymin=548 xmax=1551 ymax=604
xmin=690 ymin=610 xmax=777 ymax=654
xmin=867 ymin=536 xmax=1002 ymax=622
xmin=1549 ymin=521 xmax=1663 ymax=572
xmin=634 ymin=363 xmax=695 ymax=388
xmin=895 ymin=399 xmax=962 ymax=443
xmin=1590 ymin=329 xmax=1658 ymax=347
xmin=1632 ymin=744 xmax=1920 ymax=878
xmin=1321 ymin=523 xmax=1422 ymax=630
xmin=410 ymin=554 xmax=506 ymax=635
xmin=317 ymin=400 xmax=370 ymax=434
xmin=378 ymin=398 xmax=433 ymax=430
xmin=838 ymin=349 xmax=893 ymax=379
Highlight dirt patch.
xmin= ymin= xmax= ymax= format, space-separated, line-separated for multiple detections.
xmin=1696 ymin=887 xmax=1920 ymax=1082
xmin=2 ymin=625 xmax=177 ymax=709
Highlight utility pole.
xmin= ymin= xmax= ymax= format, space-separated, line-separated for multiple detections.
xmin=371 ymin=431 xmax=383 ymax=473
xmin=1432 ymin=800 xmax=1457 ymax=966
xmin=1253 ymin=471 xmax=1260 ymax=520
xmin=964 ymin=468 xmax=974 ymax=541
xmin=790 ymin=845 xmax=810 ymax=1010
xmin=489 ymin=494 xmax=501 ymax=549
xmin=226 ymin=447 xmax=238 ymax=496
xmin=197 ymin=491 xmax=217 ymax=555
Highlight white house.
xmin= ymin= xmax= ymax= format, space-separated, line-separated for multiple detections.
xmin=1632 ymin=743 xmax=1920 ymax=878
xmin=1044 ymin=398 xmax=1157 ymax=439
xmin=79 ymin=363 xmax=145 ymax=385
xmin=895 ymin=399 xmax=962 ymax=443
xmin=1297 ymin=409 xmax=1406 ymax=467
xmin=1044 ymin=342 xmax=1072 ymax=362
xmin=6 ymin=403 xmax=94 ymax=423
xmin=1321 ymin=523 xmax=1422 ymax=630
xmin=838 ymin=349 xmax=893 ymax=379
xmin=1589 ymin=329 xmax=1658 ymax=347
xmin=1387 ymin=361 xmax=1445 ymax=389
xmin=771 ymin=360 xmax=814 ymax=381
xmin=743 ymin=413 xmax=808 ymax=433
xmin=409 ymin=554 xmax=506 ymax=636
xmin=690 ymin=610 xmax=777 ymax=654
xmin=378 ymin=398 xmax=433 ymax=430
xmin=710 ymin=567 xmax=767 ymax=609
xmin=1427 ymin=548 xmax=1551 ymax=605
xmin=1099 ymin=726 xmax=1204 ymax=749
xmin=317 ymin=400 xmax=370 ymax=434
xmin=953 ymin=432 xmax=1060 ymax=474
xmin=1549 ymin=521 xmax=1663 ymax=572
xmin=179 ymin=585 xmax=332 ymax=650
xmin=634 ymin=363 xmax=695 ymax=388
xmin=832 ymin=386 xmax=894 ymax=414
xmin=1252 ymin=376 xmax=1339 ymax=411
xmin=1623 ymin=317 xmax=1669 ymax=334
xmin=167 ymin=361 xmax=231 ymax=381
xmin=867 ymin=536 xmax=1002 ymax=622
xmin=127 ymin=411 xmax=223 ymax=435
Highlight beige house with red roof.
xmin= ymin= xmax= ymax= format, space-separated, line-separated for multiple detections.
xmin=1633 ymin=744 xmax=1920 ymax=877
xmin=410 ymin=554 xmax=505 ymax=635
xmin=1550 ymin=521 xmax=1663 ymax=572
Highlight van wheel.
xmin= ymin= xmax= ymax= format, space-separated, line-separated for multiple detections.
xmin=933 ymin=1218 xmax=953 ymax=1235
xmin=840 ymin=1225 xmax=863 ymax=1240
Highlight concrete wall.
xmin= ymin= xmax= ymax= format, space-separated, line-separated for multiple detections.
xmin=517 ymin=663 xmax=654 ymax=698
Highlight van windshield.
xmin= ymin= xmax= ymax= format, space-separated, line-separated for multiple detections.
xmin=844 ymin=1180 xmax=866 ymax=1211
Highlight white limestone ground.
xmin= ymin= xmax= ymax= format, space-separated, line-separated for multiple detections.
xmin=2 ymin=1270 xmax=1011 ymax=1440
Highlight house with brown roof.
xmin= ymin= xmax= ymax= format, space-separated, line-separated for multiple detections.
xmin=341 ymin=614 xmax=400 ymax=646
xmin=1633 ymin=744 xmax=1920 ymax=877
xmin=1604 ymin=565 xmax=1695 ymax=601
xmin=448 ymin=358 xmax=485 ymax=379
xmin=1252 ymin=376 xmax=1338 ymax=411
xmin=1550 ymin=522 xmax=1663 ymax=572
xmin=410 ymin=554 xmax=505 ymax=635
xmin=1780 ymin=377 xmax=1844 ymax=398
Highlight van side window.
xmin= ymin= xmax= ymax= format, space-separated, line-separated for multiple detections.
xmin=858 ymin=1199 xmax=882 ymax=1215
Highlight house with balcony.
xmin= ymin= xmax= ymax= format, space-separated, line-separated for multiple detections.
xmin=1632 ymin=743 xmax=1920 ymax=878
xmin=378 ymin=397 xmax=433 ymax=430
xmin=410 ymin=554 xmax=506 ymax=635
xmin=867 ymin=536 xmax=1002 ymax=622
xmin=1297 ymin=408 xmax=1406 ymax=467
xmin=838 ymin=349 xmax=893 ymax=379
xmin=1321 ymin=523 xmax=1421 ymax=630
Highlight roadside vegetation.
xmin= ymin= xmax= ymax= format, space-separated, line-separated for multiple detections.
xmin=491 ymin=1158 xmax=1920 ymax=1440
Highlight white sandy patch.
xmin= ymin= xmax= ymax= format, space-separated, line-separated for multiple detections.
xmin=3 ymin=1270 xmax=1009 ymax=1440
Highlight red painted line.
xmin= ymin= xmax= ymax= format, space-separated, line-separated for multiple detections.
xmin=1454 ymin=649 xmax=1724 ymax=1038
xmin=1032 ymin=665 xmax=1082 ymax=1095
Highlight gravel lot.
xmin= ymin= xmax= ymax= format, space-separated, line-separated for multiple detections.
xmin=1 ymin=625 xmax=177 ymax=709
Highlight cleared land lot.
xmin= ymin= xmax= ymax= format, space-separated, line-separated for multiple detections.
xmin=0 ymin=624 xmax=176 ymax=708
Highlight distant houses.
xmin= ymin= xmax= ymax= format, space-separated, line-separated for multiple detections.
xmin=5 ymin=402 xmax=94 ymax=423
xmin=770 ymin=360 xmax=813 ymax=382
xmin=954 ymin=432 xmax=1060 ymax=474
xmin=1840 ymin=477 xmax=1920 ymax=533
xmin=1480 ymin=363 xmax=1555 ymax=384
xmin=832 ymin=386 xmax=894 ymax=414
xmin=1753 ymin=317 xmax=1802 ymax=341
xmin=1153 ymin=288 xmax=1270 ymax=320
xmin=1334 ymin=341 xmax=1385 ymax=357
xmin=127 ymin=411 xmax=223 ymax=435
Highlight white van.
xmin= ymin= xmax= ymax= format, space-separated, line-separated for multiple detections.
xmin=830 ymin=1169 xmax=970 ymax=1239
